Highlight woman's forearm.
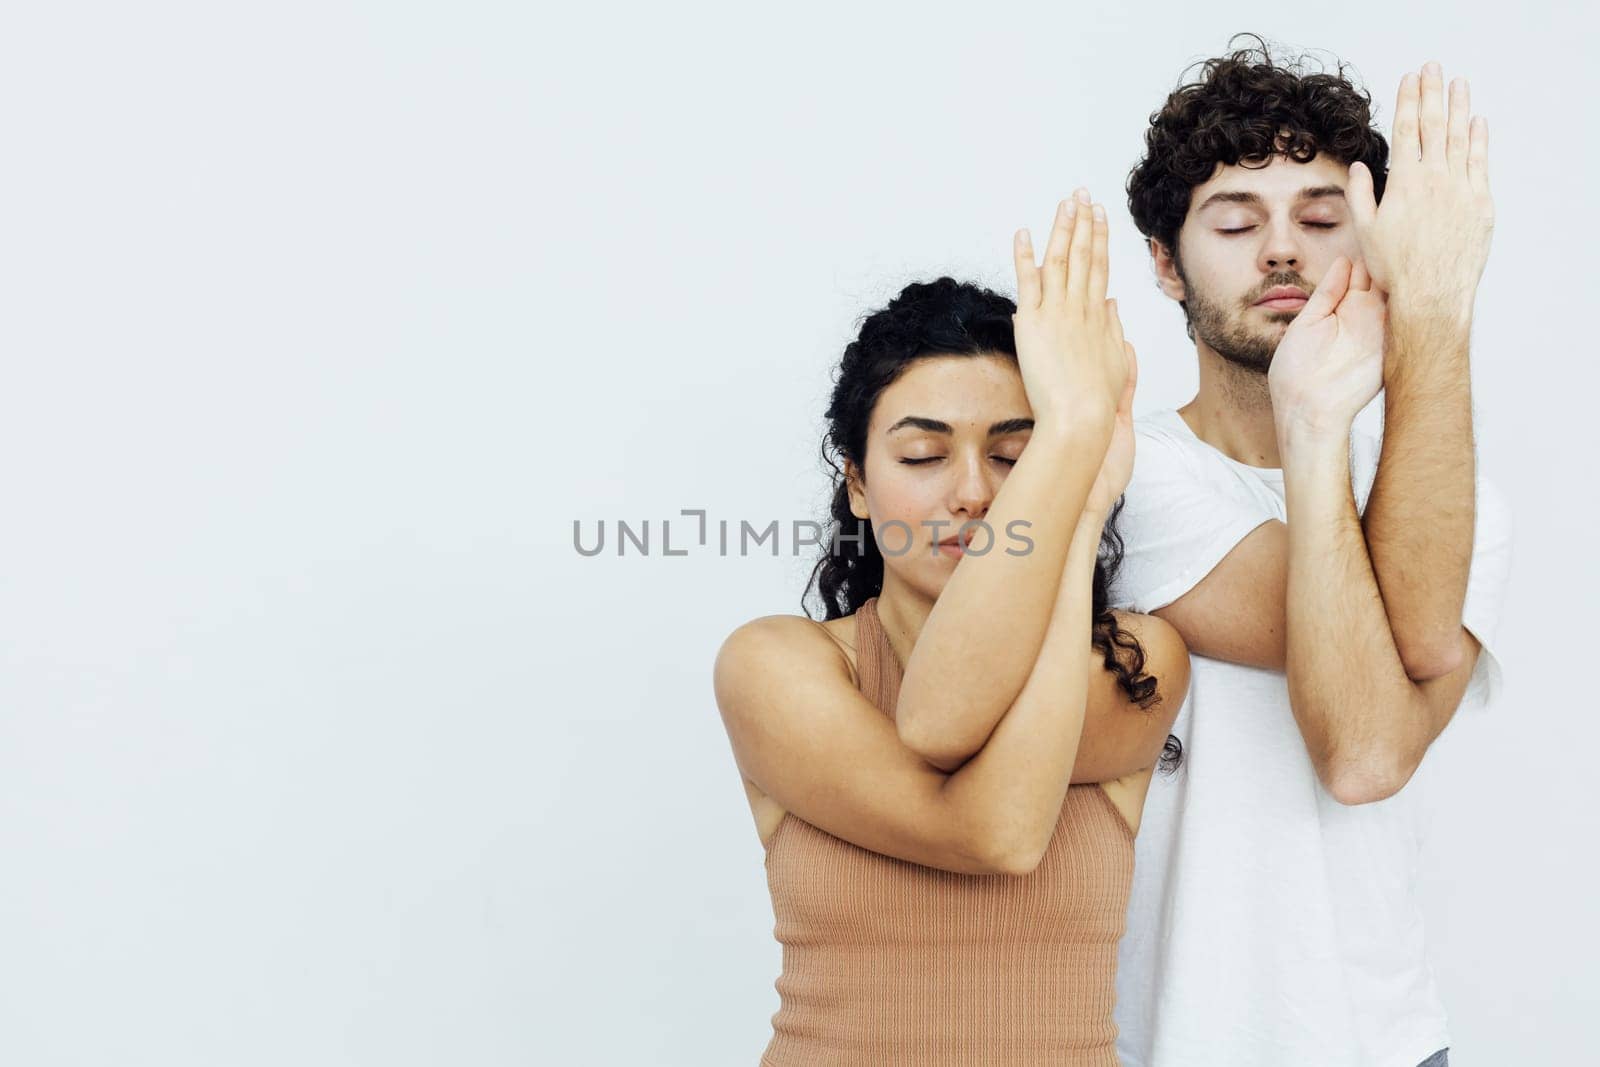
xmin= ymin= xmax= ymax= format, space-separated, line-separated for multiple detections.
xmin=896 ymin=420 xmax=1110 ymax=765
xmin=936 ymin=509 xmax=1105 ymax=871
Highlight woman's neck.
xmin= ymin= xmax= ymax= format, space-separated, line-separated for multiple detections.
xmin=868 ymin=574 xmax=936 ymax=673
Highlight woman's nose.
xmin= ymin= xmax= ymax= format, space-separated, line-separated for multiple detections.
xmin=948 ymin=454 xmax=994 ymax=518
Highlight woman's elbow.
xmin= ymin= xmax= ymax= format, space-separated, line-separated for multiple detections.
xmin=897 ymin=717 xmax=980 ymax=772
xmin=983 ymin=830 xmax=1050 ymax=877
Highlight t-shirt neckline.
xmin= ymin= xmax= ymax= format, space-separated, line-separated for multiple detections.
xmin=1158 ymin=407 xmax=1285 ymax=482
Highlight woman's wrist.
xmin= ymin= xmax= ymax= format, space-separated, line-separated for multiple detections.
xmin=1074 ymin=506 xmax=1110 ymax=544
xmin=1031 ymin=406 xmax=1116 ymax=451
xmin=1075 ymin=505 xmax=1113 ymax=550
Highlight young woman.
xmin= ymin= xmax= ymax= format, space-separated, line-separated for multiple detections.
xmin=714 ymin=189 xmax=1190 ymax=1065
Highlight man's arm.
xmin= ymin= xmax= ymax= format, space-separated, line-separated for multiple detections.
xmin=1265 ymin=252 xmax=1483 ymax=804
xmin=1279 ymin=419 xmax=1480 ymax=804
xmin=1348 ymin=63 xmax=1493 ymax=681
xmin=1147 ymin=518 xmax=1286 ymax=670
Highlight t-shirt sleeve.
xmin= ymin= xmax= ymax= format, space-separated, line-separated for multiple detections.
xmin=1108 ymin=424 xmax=1280 ymax=613
xmin=1456 ymin=474 xmax=1513 ymax=714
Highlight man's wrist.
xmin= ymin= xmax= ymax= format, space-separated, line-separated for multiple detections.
xmin=1277 ymin=419 xmax=1351 ymax=470
xmin=1386 ymin=280 xmax=1475 ymax=339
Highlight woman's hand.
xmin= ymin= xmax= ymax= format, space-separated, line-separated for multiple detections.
xmin=1011 ymin=188 xmax=1131 ymax=440
xmin=1084 ymin=336 xmax=1137 ymax=518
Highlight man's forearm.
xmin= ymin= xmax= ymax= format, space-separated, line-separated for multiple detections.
xmin=1362 ymin=303 xmax=1476 ymax=679
xmin=1282 ymin=428 xmax=1434 ymax=804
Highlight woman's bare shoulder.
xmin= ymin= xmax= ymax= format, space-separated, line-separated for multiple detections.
xmin=715 ymin=611 xmax=861 ymax=688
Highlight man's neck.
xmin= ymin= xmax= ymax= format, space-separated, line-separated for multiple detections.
xmin=1179 ymin=342 xmax=1282 ymax=469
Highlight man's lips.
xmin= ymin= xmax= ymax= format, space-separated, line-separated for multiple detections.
xmin=1254 ymin=286 xmax=1309 ymax=309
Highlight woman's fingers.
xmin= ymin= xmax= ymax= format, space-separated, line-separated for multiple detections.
xmin=1065 ymin=189 xmax=1095 ymax=305
xmin=1120 ymin=341 xmax=1139 ymax=412
xmin=1013 ymin=229 xmax=1041 ymax=309
xmin=1107 ymin=297 xmax=1125 ymax=349
xmin=1086 ymin=203 xmax=1109 ymax=304
xmin=1040 ymin=197 xmax=1077 ymax=296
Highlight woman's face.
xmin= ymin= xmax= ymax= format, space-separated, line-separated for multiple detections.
xmin=847 ymin=353 xmax=1034 ymax=600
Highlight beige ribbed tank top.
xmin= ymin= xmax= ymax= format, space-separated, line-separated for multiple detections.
xmin=760 ymin=596 xmax=1134 ymax=1066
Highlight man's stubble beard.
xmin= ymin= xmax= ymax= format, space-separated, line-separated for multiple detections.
xmin=1179 ymin=267 xmax=1299 ymax=375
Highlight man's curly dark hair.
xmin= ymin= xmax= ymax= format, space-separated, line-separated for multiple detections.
xmin=1126 ymin=33 xmax=1390 ymax=324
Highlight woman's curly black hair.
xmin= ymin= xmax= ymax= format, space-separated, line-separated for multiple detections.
xmin=1127 ymin=33 xmax=1390 ymax=311
xmin=802 ymin=276 xmax=1181 ymax=773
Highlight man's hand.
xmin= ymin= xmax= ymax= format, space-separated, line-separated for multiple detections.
xmin=1268 ymin=256 xmax=1386 ymax=442
xmin=1346 ymin=61 xmax=1493 ymax=320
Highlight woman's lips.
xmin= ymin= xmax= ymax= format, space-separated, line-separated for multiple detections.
xmin=937 ymin=541 xmax=965 ymax=559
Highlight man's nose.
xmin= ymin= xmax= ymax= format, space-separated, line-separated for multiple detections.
xmin=1258 ymin=219 xmax=1303 ymax=272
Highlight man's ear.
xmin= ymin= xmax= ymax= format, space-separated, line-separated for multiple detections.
xmin=845 ymin=459 xmax=869 ymax=520
xmin=1150 ymin=237 xmax=1187 ymax=303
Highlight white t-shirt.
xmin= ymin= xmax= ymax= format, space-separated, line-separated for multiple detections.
xmin=1109 ymin=406 xmax=1513 ymax=1067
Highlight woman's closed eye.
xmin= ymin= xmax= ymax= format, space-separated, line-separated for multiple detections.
xmin=899 ymin=456 xmax=1017 ymax=467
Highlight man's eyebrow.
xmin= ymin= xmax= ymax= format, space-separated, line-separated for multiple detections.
xmin=886 ymin=415 xmax=1035 ymax=435
xmin=1196 ymin=185 xmax=1349 ymax=211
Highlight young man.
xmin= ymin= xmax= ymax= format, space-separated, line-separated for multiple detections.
xmin=1109 ymin=42 xmax=1511 ymax=1067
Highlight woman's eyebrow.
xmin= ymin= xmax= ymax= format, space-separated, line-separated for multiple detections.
xmin=886 ymin=416 xmax=1035 ymax=435
xmin=988 ymin=418 xmax=1035 ymax=435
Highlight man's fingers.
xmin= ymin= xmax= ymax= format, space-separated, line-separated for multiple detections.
xmin=1014 ymin=229 xmax=1041 ymax=309
xmin=1349 ymin=258 xmax=1372 ymax=293
xmin=1392 ymin=71 xmax=1421 ymax=166
xmin=1086 ymin=203 xmax=1109 ymax=304
xmin=1468 ymin=115 xmax=1490 ymax=197
xmin=1065 ymin=189 xmax=1095 ymax=305
xmin=1347 ymin=161 xmax=1378 ymax=235
xmin=1445 ymin=76 xmax=1471 ymax=174
xmin=1419 ymin=61 xmax=1446 ymax=167
xmin=1302 ymin=256 xmax=1353 ymax=319
xmin=1041 ymin=197 xmax=1076 ymax=297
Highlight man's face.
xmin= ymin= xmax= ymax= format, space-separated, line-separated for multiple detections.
xmin=1164 ymin=153 xmax=1364 ymax=373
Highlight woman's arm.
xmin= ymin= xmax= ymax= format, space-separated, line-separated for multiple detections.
xmin=902 ymin=200 xmax=1185 ymax=775
xmin=931 ymin=507 xmax=1109 ymax=866
xmin=895 ymin=193 xmax=1127 ymax=766
xmin=1068 ymin=612 xmax=1189 ymax=784
xmin=715 ymin=504 xmax=1108 ymax=875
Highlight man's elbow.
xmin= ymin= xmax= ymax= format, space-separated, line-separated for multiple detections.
xmin=1318 ymin=752 xmax=1416 ymax=806
xmin=1395 ymin=631 xmax=1467 ymax=682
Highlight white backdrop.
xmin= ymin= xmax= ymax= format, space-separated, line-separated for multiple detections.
xmin=1 ymin=2 xmax=1595 ymax=1064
